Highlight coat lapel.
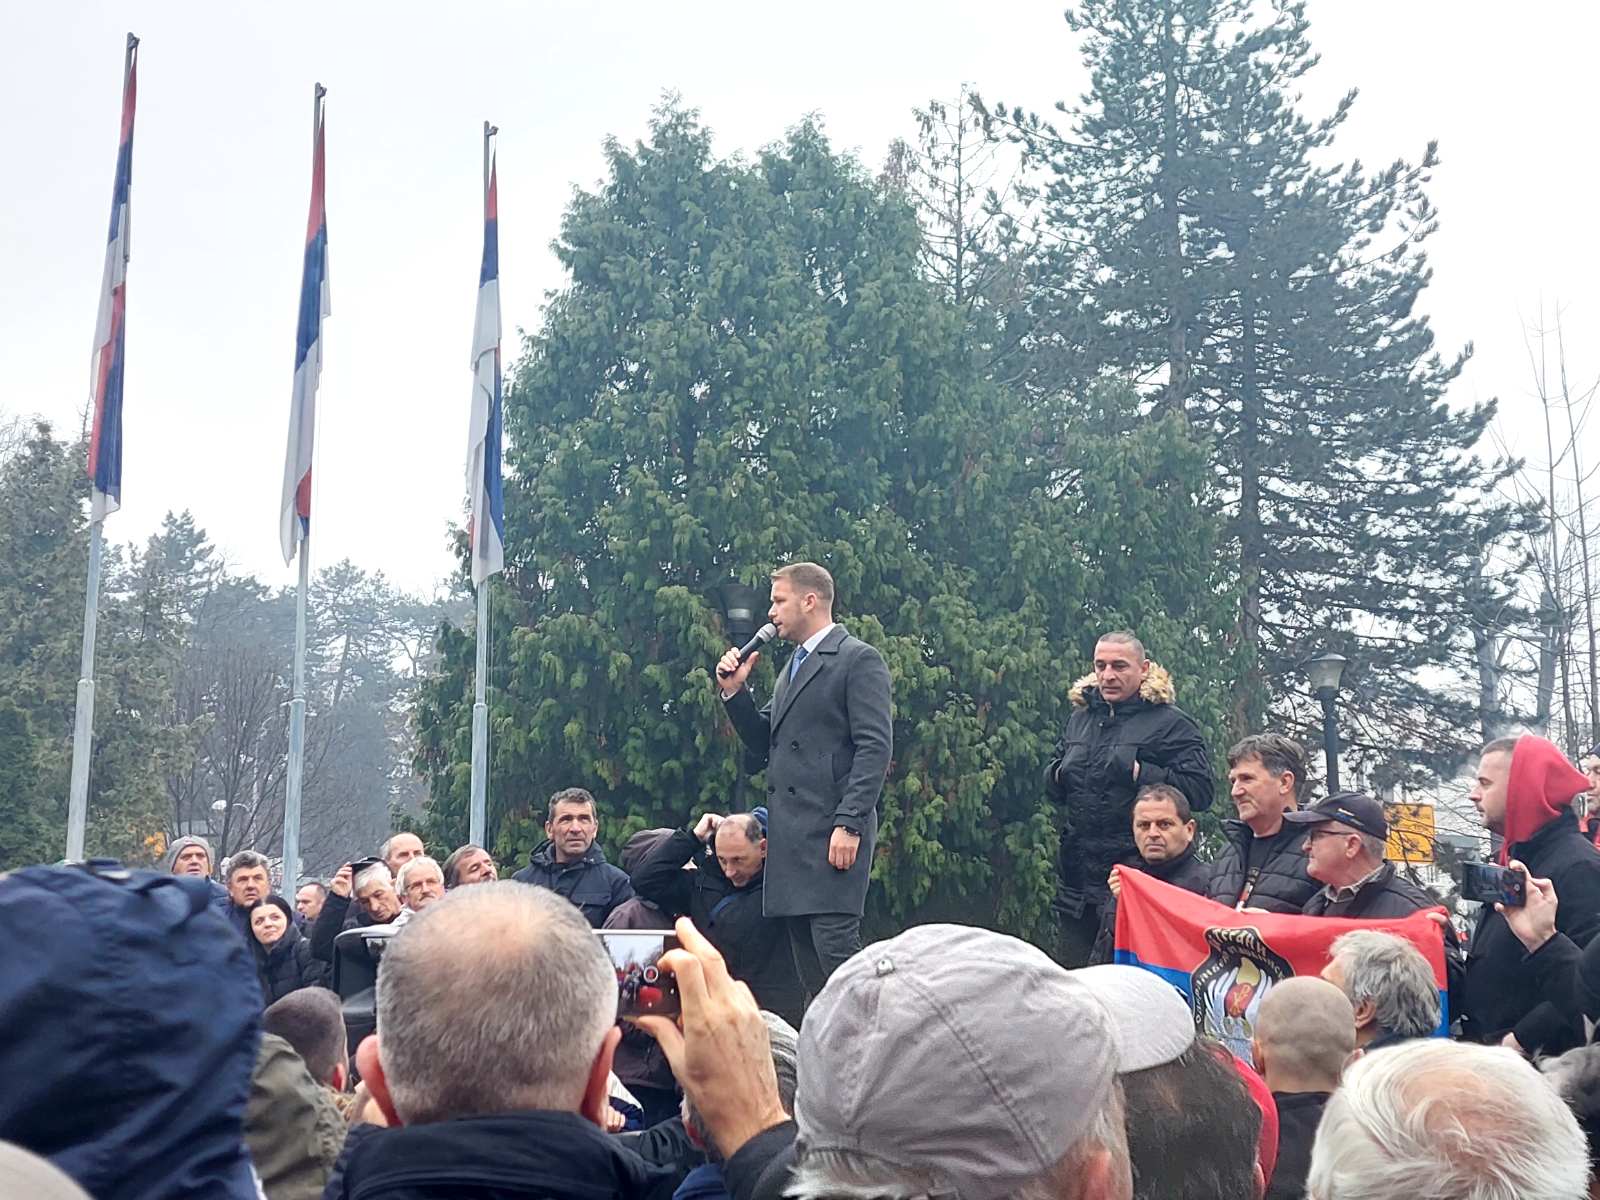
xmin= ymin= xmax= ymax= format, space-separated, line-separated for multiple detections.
xmin=771 ymin=625 xmax=845 ymax=731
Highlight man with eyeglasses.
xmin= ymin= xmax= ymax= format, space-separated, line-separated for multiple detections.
xmin=1288 ymin=792 xmax=1435 ymax=920
xmin=1288 ymin=791 xmax=1462 ymax=1016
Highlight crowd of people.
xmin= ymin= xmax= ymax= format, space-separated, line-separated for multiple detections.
xmin=7 ymin=578 xmax=1600 ymax=1198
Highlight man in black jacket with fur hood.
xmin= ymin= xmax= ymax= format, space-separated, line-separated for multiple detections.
xmin=1045 ymin=630 xmax=1214 ymax=965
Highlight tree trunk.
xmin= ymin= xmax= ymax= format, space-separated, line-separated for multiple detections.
xmin=1156 ymin=0 xmax=1190 ymax=420
xmin=1235 ymin=258 xmax=1264 ymax=737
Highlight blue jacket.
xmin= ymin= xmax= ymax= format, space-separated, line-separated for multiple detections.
xmin=512 ymin=841 xmax=633 ymax=927
xmin=0 ymin=862 xmax=262 ymax=1200
xmin=674 ymin=1163 xmax=731 ymax=1200
xmin=325 ymin=1109 xmax=675 ymax=1200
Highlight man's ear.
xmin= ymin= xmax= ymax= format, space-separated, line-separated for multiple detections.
xmin=356 ymin=1035 xmax=403 ymax=1127
xmin=330 ymin=1062 xmax=347 ymax=1093
xmin=579 ymin=1025 xmax=623 ymax=1129
xmin=1251 ymin=1037 xmax=1267 ymax=1077
xmin=1183 ymin=821 xmax=1197 ymax=839
xmin=1353 ymin=997 xmax=1377 ymax=1031
xmin=758 ymin=838 xmax=768 ymax=856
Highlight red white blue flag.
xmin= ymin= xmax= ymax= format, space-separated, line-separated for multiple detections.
xmin=467 ymin=140 xmax=505 ymax=586
xmin=1112 ymin=867 xmax=1449 ymax=1059
xmin=280 ymin=85 xmax=330 ymax=565
xmin=87 ymin=34 xmax=138 ymax=522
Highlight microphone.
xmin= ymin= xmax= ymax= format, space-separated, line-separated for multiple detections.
xmin=718 ymin=622 xmax=777 ymax=678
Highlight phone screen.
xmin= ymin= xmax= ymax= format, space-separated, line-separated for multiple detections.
xmin=596 ymin=931 xmax=681 ymax=1018
xmin=1460 ymin=863 xmax=1526 ymax=908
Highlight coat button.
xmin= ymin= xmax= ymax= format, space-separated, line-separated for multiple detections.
xmin=790 ymin=740 xmax=800 ymax=750
xmin=787 ymin=786 xmax=796 ymax=794
xmin=767 ymin=784 xmax=776 ymax=795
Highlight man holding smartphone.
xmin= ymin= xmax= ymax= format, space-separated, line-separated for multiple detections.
xmin=1461 ymin=733 xmax=1600 ymax=1055
xmin=715 ymin=563 xmax=892 ymax=1001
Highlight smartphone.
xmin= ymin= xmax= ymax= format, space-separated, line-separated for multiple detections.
xmin=596 ymin=931 xmax=681 ymax=1018
xmin=1460 ymin=862 xmax=1527 ymax=908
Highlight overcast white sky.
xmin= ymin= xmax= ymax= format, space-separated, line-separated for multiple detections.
xmin=4 ymin=2 xmax=1596 ymax=597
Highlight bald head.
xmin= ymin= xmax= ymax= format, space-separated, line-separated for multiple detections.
xmin=1252 ymin=977 xmax=1355 ymax=1094
xmin=373 ymin=881 xmax=618 ymax=1124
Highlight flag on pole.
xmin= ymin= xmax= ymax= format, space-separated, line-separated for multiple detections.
xmin=87 ymin=34 xmax=138 ymax=523
xmin=467 ymin=143 xmax=505 ymax=586
xmin=280 ymin=85 xmax=330 ymax=565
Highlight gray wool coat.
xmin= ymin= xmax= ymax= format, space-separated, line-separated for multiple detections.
xmin=724 ymin=624 xmax=893 ymax=918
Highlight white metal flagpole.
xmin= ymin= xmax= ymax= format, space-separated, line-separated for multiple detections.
xmin=66 ymin=522 xmax=104 ymax=861
xmin=283 ymin=533 xmax=310 ymax=889
xmin=469 ymin=120 xmax=497 ymax=848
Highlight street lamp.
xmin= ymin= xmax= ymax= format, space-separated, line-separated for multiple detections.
xmin=713 ymin=579 xmax=764 ymax=812
xmin=1305 ymin=652 xmax=1349 ymax=794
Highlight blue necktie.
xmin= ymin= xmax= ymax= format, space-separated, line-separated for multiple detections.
xmin=790 ymin=645 xmax=810 ymax=681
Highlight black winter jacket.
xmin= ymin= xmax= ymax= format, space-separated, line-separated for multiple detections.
xmin=1301 ymin=861 xmax=1438 ymax=919
xmin=1089 ymin=841 xmax=1211 ymax=964
xmin=307 ymin=890 xmax=379 ymax=965
xmin=326 ymin=1109 xmax=676 ymax=1200
xmin=513 ymin=841 xmax=633 ymax=928
xmin=1045 ymin=665 xmax=1213 ymax=902
xmin=630 ymin=828 xmax=804 ymax=1025
xmin=1462 ymin=810 xmax=1600 ymax=1053
xmin=1203 ymin=820 xmax=1319 ymax=915
xmin=253 ymin=922 xmax=328 ymax=1005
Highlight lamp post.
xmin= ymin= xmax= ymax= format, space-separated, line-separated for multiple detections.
xmin=713 ymin=580 xmax=763 ymax=812
xmin=1306 ymin=652 xmax=1349 ymax=794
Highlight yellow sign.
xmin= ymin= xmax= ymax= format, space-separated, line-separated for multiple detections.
xmin=1385 ymin=804 xmax=1435 ymax=864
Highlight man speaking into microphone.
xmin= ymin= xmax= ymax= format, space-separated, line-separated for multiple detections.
xmin=715 ymin=562 xmax=892 ymax=1000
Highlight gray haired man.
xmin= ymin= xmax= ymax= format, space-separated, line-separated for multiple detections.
xmin=1307 ymin=1039 xmax=1588 ymax=1200
xmin=334 ymin=883 xmax=673 ymax=1200
xmin=1321 ymin=929 xmax=1441 ymax=1050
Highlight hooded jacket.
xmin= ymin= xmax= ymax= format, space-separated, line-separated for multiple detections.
xmin=1463 ymin=737 xmax=1600 ymax=1053
xmin=255 ymin=921 xmax=331 ymax=1006
xmin=1203 ymin=818 xmax=1319 ymax=915
xmin=0 ymin=864 xmax=262 ymax=1200
xmin=513 ymin=841 xmax=633 ymax=928
xmin=1044 ymin=664 xmax=1214 ymax=901
xmin=326 ymin=1109 xmax=676 ymax=1200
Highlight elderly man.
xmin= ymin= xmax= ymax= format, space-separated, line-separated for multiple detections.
xmin=1205 ymin=734 xmax=1318 ymax=914
xmin=396 ymin=857 xmax=446 ymax=914
xmin=441 ymin=844 xmax=498 ymax=888
xmin=1045 ymin=631 xmax=1213 ymax=965
xmin=381 ymin=833 xmax=427 ymax=878
xmin=331 ymin=883 xmax=673 ymax=1200
xmin=638 ymin=920 xmax=1134 ymax=1200
xmin=631 ymin=811 xmax=803 ymax=1025
xmin=353 ymin=863 xmax=403 ymax=924
xmin=1251 ymin=978 xmax=1355 ymax=1200
xmin=224 ymin=850 xmax=273 ymax=941
xmin=165 ymin=834 xmax=232 ymax=917
xmin=1322 ymin=929 xmax=1442 ymax=1050
xmin=512 ymin=788 xmax=634 ymax=927
xmin=1462 ymin=733 xmax=1600 ymax=1055
xmin=678 ymin=1012 xmax=799 ymax=1200
xmin=1306 ymin=1039 xmax=1588 ymax=1200
xmin=1288 ymin=792 xmax=1438 ymax=917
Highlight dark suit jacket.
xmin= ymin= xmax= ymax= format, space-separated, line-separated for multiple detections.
xmin=724 ymin=624 xmax=892 ymax=917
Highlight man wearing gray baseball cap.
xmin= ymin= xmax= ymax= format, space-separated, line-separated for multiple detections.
xmin=640 ymin=920 xmax=1135 ymax=1200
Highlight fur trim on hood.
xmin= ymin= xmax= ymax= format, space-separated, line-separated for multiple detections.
xmin=1069 ymin=662 xmax=1177 ymax=708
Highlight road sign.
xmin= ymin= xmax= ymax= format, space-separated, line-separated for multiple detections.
xmin=1385 ymin=803 xmax=1435 ymax=864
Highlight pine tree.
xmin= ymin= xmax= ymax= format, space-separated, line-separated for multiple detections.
xmin=983 ymin=0 xmax=1523 ymax=785
xmin=413 ymin=103 xmax=1237 ymax=939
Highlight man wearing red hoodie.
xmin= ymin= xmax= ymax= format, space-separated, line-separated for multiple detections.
xmin=1461 ymin=734 xmax=1600 ymax=1054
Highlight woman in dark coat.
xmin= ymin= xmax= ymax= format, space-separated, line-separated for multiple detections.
xmin=249 ymin=895 xmax=328 ymax=1005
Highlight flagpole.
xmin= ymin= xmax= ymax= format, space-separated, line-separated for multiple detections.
xmin=282 ymin=81 xmax=324 ymax=890
xmin=66 ymin=32 xmax=138 ymax=862
xmin=284 ymin=533 xmax=309 ymax=889
xmin=66 ymin=521 xmax=104 ymax=861
xmin=469 ymin=120 xmax=497 ymax=849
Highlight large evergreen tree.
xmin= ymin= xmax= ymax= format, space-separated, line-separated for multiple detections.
xmin=982 ymin=0 xmax=1524 ymax=785
xmin=413 ymin=104 xmax=1236 ymax=939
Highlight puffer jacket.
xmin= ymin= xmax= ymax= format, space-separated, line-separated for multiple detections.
xmin=512 ymin=841 xmax=633 ymax=928
xmin=254 ymin=922 xmax=329 ymax=1005
xmin=1203 ymin=819 xmax=1319 ymax=915
xmin=1045 ymin=664 xmax=1214 ymax=899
